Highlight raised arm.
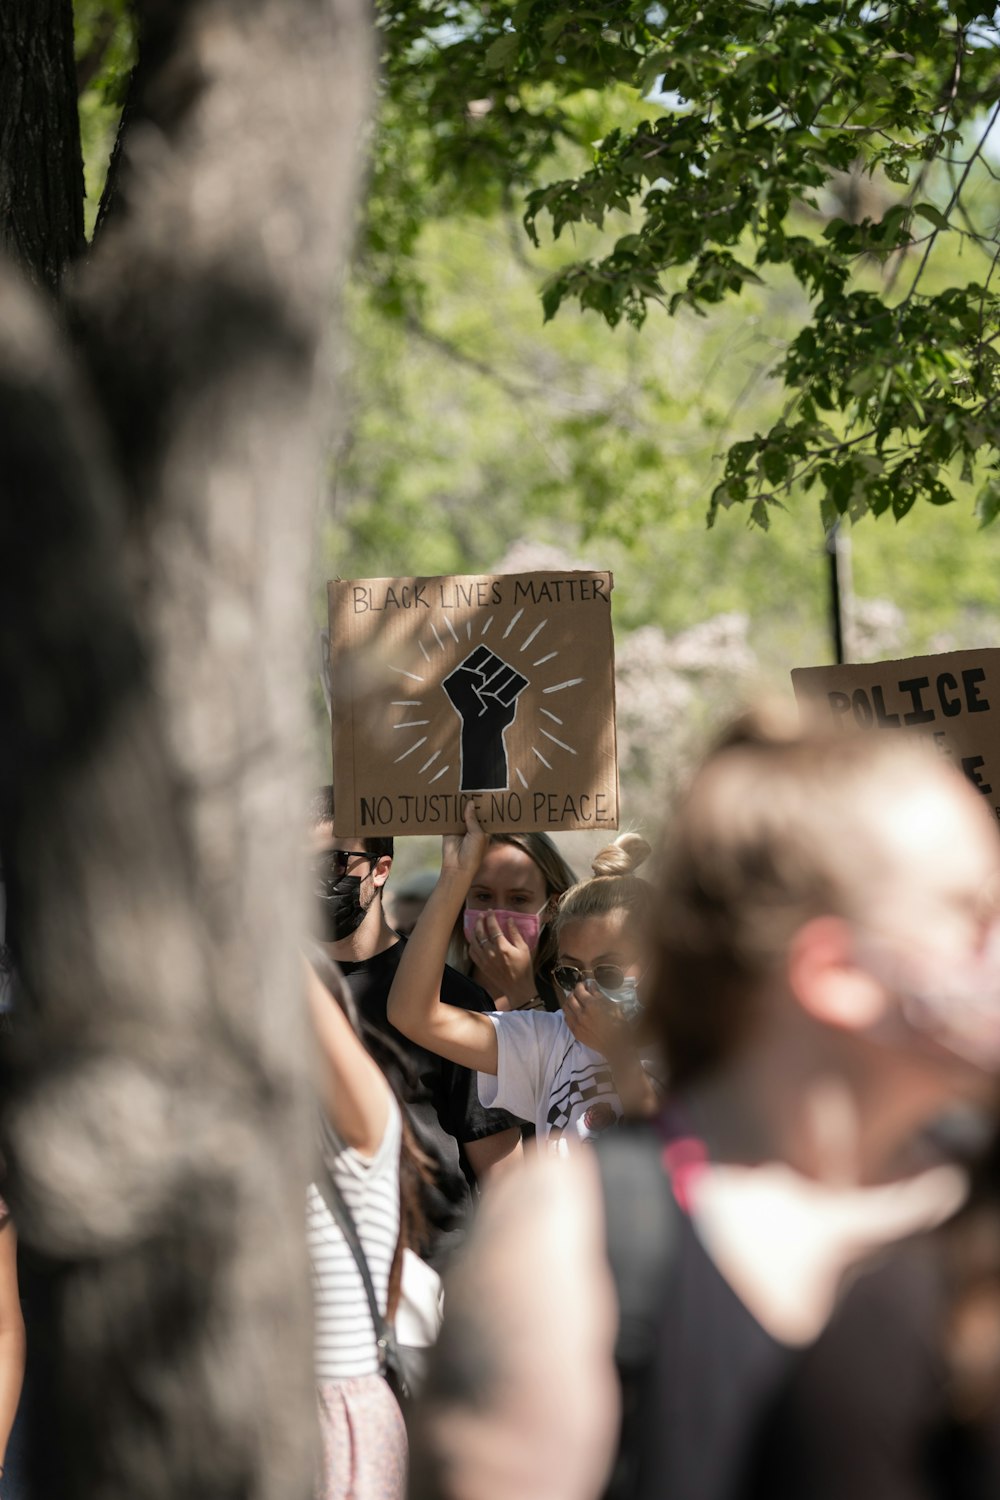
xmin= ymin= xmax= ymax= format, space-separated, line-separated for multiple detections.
xmin=0 ymin=1215 xmax=24 ymax=1478
xmin=387 ymin=806 xmax=500 ymax=1076
xmin=304 ymin=957 xmax=391 ymax=1157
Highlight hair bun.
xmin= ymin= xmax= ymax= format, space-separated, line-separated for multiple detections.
xmin=591 ymin=832 xmax=651 ymax=878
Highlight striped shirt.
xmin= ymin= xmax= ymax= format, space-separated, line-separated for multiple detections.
xmin=307 ymin=1099 xmax=402 ymax=1381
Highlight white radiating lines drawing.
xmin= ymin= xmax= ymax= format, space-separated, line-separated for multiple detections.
xmin=395 ymin=736 xmax=428 ymax=763
xmin=387 ymin=609 xmax=590 ymax=796
xmin=541 ymin=728 xmax=576 ymax=755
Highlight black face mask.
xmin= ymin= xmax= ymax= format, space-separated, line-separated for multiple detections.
xmin=313 ymin=852 xmax=376 ymax=942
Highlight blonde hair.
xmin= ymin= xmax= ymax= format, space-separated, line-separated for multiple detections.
xmin=556 ymin=832 xmax=653 ymax=931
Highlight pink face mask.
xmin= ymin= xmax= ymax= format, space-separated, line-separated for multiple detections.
xmin=463 ymin=905 xmax=547 ymax=954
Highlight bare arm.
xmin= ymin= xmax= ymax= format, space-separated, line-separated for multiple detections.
xmin=0 ymin=1217 xmax=24 ymax=1473
xmin=604 ymin=1046 xmax=659 ymax=1120
xmin=465 ymin=1128 xmax=523 ymax=1184
xmin=410 ymin=1150 xmax=619 ymax=1500
xmin=387 ymin=806 xmax=500 ymax=1075
xmin=305 ymin=958 xmax=391 ymax=1157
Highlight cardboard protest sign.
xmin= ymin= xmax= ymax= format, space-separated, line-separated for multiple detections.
xmin=792 ymin=649 xmax=1000 ymax=813
xmin=329 ymin=572 xmax=619 ymax=835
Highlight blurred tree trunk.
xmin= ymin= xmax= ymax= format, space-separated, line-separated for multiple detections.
xmin=0 ymin=1 xmax=371 ymax=1497
xmin=0 ymin=0 xmax=85 ymax=292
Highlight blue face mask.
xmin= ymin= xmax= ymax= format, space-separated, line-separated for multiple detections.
xmin=595 ymin=973 xmax=643 ymax=1022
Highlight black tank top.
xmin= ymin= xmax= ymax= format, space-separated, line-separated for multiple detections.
xmin=600 ymin=1130 xmax=1000 ymax=1500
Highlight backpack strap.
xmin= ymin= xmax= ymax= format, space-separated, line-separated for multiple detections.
xmin=593 ymin=1124 xmax=678 ymax=1500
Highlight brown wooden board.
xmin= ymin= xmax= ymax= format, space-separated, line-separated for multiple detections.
xmin=792 ymin=649 xmax=1000 ymax=816
xmin=329 ymin=572 xmax=620 ymax=835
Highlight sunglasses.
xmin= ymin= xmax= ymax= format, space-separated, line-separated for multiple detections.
xmin=312 ymin=849 xmax=377 ymax=896
xmin=553 ymin=963 xmax=629 ymax=995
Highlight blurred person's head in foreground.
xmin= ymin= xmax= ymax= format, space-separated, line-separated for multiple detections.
xmin=649 ymin=702 xmax=1000 ymax=1134
xmin=406 ymin=708 xmax=1000 ymax=1500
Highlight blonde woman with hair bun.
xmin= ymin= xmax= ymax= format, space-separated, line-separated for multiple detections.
xmin=388 ymin=808 xmax=658 ymax=1151
xmin=589 ymin=832 xmax=651 ymax=879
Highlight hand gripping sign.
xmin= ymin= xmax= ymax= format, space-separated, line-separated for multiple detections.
xmin=329 ymin=572 xmax=620 ymax=835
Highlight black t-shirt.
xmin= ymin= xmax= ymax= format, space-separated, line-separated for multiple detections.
xmin=338 ymin=938 xmax=516 ymax=1269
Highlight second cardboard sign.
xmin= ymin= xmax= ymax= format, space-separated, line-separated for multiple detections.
xmin=793 ymin=648 xmax=1000 ymax=805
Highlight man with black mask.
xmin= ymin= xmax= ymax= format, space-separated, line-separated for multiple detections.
xmin=308 ymin=787 xmax=521 ymax=1268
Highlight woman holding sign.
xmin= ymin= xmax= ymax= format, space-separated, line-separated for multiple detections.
xmin=388 ymin=806 xmax=657 ymax=1149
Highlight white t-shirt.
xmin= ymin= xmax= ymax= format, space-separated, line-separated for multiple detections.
xmin=478 ymin=1010 xmax=624 ymax=1151
xmin=307 ymin=1098 xmax=402 ymax=1381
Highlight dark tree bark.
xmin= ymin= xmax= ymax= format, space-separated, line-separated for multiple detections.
xmin=0 ymin=0 xmax=85 ymax=292
xmin=0 ymin=1 xmax=372 ymax=1497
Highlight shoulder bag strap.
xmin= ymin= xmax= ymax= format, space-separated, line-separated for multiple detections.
xmin=313 ymin=1135 xmax=401 ymax=1381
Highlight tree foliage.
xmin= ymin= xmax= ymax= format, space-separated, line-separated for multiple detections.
xmin=74 ymin=0 xmax=136 ymax=232
xmin=373 ymin=1 xmax=1000 ymax=530
xmin=71 ymin=0 xmax=1000 ymax=667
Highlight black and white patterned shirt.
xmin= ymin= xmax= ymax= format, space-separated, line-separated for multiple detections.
xmin=478 ymin=1011 xmax=624 ymax=1152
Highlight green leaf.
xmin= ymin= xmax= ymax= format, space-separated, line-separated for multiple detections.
xmin=976 ymin=477 xmax=1000 ymax=529
xmin=925 ymin=477 xmax=956 ymax=506
xmin=484 ymin=33 xmax=519 ymax=73
xmin=540 ymin=278 xmax=566 ymax=322
xmin=760 ymin=446 xmax=789 ymax=484
xmin=912 ymin=202 xmax=950 ymax=231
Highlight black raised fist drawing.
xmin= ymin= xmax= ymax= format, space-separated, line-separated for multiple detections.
xmin=443 ymin=645 xmax=530 ymax=791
